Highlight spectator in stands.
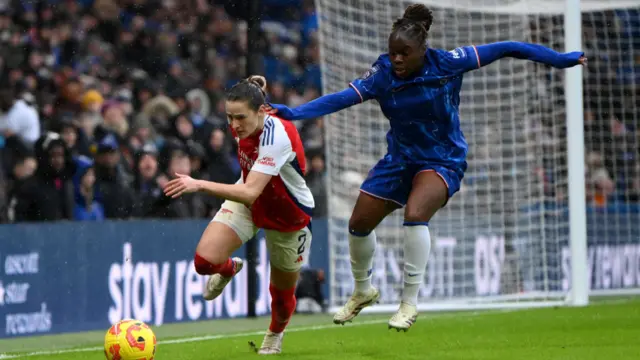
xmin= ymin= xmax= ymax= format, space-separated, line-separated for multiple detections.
xmin=10 ymin=132 xmax=75 ymax=222
xmin=156 ymin=140 xmax=206 ymax=218
xmin=0 ymin=152 xmax=36 ymax=222
xmin=586 ymin=151 xmax=615 ymax=207
xmin=202 ymin=127 xmax=239 ymax=215
xmin=93 ymin=132 xmax=135 ymax=219
xmin=0 ymin=87 xmax=41 ymax=145
xmin=305 ymin=149 xmax=327 ymax=217
xmin=0 ymin=0 xmax=324 ymax=222
xmin=72 ymin=155 xmax=105 ymax=221
xmin=132 ymin=143 xmax=166 ymax=218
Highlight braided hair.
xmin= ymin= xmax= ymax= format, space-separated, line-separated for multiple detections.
xmin=391 ymin=4 xmax=433 ymax=46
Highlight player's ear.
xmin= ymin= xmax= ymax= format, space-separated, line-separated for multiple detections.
xmin=258 ymin=104 xmax=268 ymax=116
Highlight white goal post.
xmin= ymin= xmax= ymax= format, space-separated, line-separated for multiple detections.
xmin=316 ymin=0 xmax=640 ymax=313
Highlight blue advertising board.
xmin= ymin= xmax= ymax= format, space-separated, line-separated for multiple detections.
xmin=1 ymin=208 xmax=639 ymax=339
xmin=0 ymin=219 xmax=329 ymax=338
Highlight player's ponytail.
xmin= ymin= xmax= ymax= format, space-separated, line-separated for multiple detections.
xmin=226 ymin=75 xmax=268 ymax=111
xmin=391 ymin=4 xmax=433 ymax=46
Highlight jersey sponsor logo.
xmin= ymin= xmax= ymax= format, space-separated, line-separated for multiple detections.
xmin=258 ymin=156 xmax=276 ymax=168
xmin=360 ymin=65 xmax=380 ymax=80
xmin=239 ymin=151 xmax=255 ymax=170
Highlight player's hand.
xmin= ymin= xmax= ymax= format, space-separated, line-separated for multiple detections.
xmin=263 ymin=103 xmax=294 ymax=119
xmin=578 ymin=55 xmax=587 ymax=66
xmin=163 ymin=173 xmax=201 ymax=198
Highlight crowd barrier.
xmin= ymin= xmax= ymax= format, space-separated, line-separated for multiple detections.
xmin=0 ymin=219 xmax=329 ymax=338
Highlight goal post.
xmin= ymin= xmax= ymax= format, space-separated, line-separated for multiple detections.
xmin=316 ymin=0 xmax=640 ymax=313
xmin=564 ymin=0 xmax=588 ymax=307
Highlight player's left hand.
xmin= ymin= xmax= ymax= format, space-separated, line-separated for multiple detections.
xmin=163 ymin=173 xmax=201 ymax=198
xmin=263 ymin=103 xmax=294 ymax=119
xmin=578 ymin=55 xmax=587 ymax=66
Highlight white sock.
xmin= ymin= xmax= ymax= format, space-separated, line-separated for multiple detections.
xmin=402 ymin=223 xmax=431 ymax=305
xmin=349 ymin=230 xmax=377 ymax=294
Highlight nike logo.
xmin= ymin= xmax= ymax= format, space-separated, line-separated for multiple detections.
xmin=407 ymin=273 xmax=420 ymax=277
xmin=391 ymin=85 xmax=409 ymax=92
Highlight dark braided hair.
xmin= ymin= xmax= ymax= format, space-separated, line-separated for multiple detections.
xmin=225 ymin=75 xmax=268 ymax=112
xmin=391 ymin=4 xmax=433 ymax=46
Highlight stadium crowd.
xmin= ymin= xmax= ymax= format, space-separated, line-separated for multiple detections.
xmin=0 ymin=0 xmax=327 ymax=223
xmin=0 ymin=1 xmax=639 ymax=224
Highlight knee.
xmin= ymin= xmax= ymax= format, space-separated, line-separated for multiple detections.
xmin=348 ymin=214 xmax=374 ymax=236
xmin=403 ymin=205 xmax=432 ymax=224
xmin=194 ymin=252 xmax=225 ymax=275
xmin=269 ymin=266 xmax=300 ymax=289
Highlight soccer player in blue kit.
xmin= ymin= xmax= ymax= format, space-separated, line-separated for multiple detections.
xmin=265 ymin=3 xmax=587 ymax=331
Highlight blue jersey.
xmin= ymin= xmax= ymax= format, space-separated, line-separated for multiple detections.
xmin=267 ymin=41 xmax=582 ymax=205
xmin=268 ymin=40 xmax=583 ymax=176
xmin=349 ymin=46 xmax=481 ymax=170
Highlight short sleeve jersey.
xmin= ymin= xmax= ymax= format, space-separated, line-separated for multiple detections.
xmin=233 ymin=115 xmax=314 ymax=231
xmin=349 ymin=46 xmax=481 ymax=170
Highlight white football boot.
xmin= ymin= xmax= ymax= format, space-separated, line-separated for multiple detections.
xmin=203 ymin=257 xmax=243 ymax=301
xmin=333 ymin=286 xmax=380 ymax=325
xmin=388 ymin=302 xmax=418 ymax=332
xmin=257 ymin=330 xmax=284 ymax=355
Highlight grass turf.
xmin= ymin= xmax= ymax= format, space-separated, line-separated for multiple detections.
xmin=1 ymin=298 xmax=638 ymax=359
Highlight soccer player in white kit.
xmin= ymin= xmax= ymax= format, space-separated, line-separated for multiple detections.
xmin=164 ymin=76 xmax=315 ymax=355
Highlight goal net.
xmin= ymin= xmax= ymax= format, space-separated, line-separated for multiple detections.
xmin=317 ymin=0 xmax=640 ymax=312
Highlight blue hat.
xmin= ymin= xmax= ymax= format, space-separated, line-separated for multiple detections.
xmin=97 ymin=133 xmax=119 ymax=153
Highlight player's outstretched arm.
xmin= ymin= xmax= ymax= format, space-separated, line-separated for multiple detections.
xmin=163 ymin=171 xmax=272 ymax=206
xmin=264 ymin=87 xmax=362 ymax=121
xmin=475 ymin=41 xmax=586 ymax=69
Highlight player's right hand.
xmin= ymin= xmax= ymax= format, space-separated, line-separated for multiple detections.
xmin=163 ymin=173 xmax=201 ymax=198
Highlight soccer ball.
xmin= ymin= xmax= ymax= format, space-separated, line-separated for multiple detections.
xmin=104 ymin=319 xmax=157 ymax=360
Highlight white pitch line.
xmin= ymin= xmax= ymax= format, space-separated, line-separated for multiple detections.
xmin=0 ymin=319 xmax=388 ymax=359
xmin=0 ymin=310 xmax=516 ymax=359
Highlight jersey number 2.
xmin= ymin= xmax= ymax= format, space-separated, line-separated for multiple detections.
xmin=297 ymin=234 xmax=307 ymax=255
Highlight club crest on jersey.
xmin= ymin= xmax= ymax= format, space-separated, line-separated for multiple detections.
xmin=448 ymin=48 xmax=467 ymax=59
xmin=360 ymin=65 xmax=380 ymax=80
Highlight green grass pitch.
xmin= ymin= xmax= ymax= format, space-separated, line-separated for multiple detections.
xmin=0 ymin=298 xmax=638 ymax=359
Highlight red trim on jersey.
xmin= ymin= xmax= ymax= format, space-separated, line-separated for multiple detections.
xmin=349 ymin=83 xmax=364 ymax=103
xmin=472 ymin=45 xmax=481 ymax=68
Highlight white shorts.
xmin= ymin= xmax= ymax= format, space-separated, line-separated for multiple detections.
xmin=211 ymin=200 xmax=312 ymax=272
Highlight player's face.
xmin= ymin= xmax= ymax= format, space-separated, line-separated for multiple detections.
xmin=388 ymin=32 xmax=426 ymax=78
xmin=225 ymin=100 xmax=265 ymax=139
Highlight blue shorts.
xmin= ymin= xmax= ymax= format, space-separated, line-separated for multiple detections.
xmin=360 ymin=156 xmax=464 ymax=207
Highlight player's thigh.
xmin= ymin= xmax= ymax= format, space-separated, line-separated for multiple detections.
xmin=197 ymin=201 xmax=257 ymax=263
xmin=265 ymin=225 xmax=312 ymax=289
xmin=405 ymin=167 xmax=461 ymax=222
xmin=352 ymin=156 xmax=406 ymax=233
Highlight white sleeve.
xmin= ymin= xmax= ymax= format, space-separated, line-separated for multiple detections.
xmin=250 ymin=122 xmax=293 ymax=176
xmin=22 ymin=108 xmax=41 ymax=144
